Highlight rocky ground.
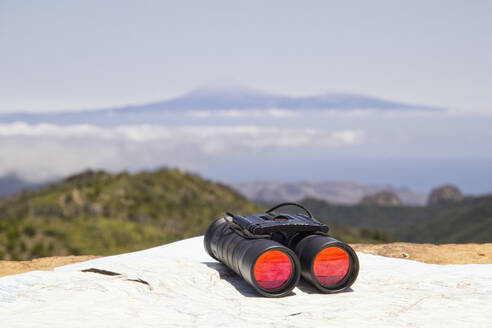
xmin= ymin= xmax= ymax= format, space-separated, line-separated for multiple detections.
xmin=0 ymin=256 xmax=99 ymax=277
xmin=1 ymin=243 xmax=491 ymax=278
xmin=352 ymin=243 xmax=492 ymax=264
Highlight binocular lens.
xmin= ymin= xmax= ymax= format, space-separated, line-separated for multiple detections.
xmin=254 ymin=250 xmax=293 ymax=290
xmin=294 ymin=234 xmax=359 ymax=293
xmin=313 ymin=247 xmax=350 ymax=287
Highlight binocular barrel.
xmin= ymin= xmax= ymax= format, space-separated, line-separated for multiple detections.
xmin=293 ymin=234 xmax=359 ymax=293
xmin=204 ymin=217 xmax=301 ymax=297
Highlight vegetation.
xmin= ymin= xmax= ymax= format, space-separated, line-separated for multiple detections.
xmin=0 ymin=169 xmax=262 ymax=260
xmin=0 ymin=169 xmax=387 ymax=260
xmin=301 ymin=195 xmax=492 ymax=243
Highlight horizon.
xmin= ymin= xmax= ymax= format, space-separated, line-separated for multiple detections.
xmin=0 ymin=84 xmax=444 ymax=114
xmin=3 ymin=165 xmax=492 ymax=206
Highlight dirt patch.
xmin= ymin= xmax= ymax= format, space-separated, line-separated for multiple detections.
xmin=0 ymin=256 xmax=99 ymax=278
xmin=1 ymin=243 xmax=492 ymax=278
xmin=352 ymin=243 xmax=492 ymax=264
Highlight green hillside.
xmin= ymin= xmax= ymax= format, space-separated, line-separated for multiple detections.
xmin=301 ymin=196 xmax=492 ymax=243
xmin=0 ymin=169 xmax=387 ymax=261
xmin=0 ymin=169 xmax=262 ymax=260
xmin=397 ymin=196 xmax=492 ymax=243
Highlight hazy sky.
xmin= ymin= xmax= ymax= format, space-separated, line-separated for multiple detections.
xmin=1 ymin=0 xmax=491 ymax=113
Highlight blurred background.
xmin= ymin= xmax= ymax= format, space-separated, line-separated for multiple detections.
xmin=1 ymin=0 xmax=491 ymax=260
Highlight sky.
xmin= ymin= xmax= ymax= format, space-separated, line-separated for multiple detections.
xmin=0 ymin=1 xmax=491 ymax=194
xmin=1 ymin=0 xmax=491 ymax=113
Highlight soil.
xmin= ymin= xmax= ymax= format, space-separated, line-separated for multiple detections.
xmin=1 ymin=243 xmax=491 ymax=278
xmin=352 ymin=243 xmax=492 ymax=265
xmin=0 ymin=256 xmax=99 ymax=278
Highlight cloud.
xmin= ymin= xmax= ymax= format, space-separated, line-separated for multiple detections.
xmin=0 ymin=122 xmax=365 ymax=181
xmin=0 ymin=122 xmax=364 ymax=147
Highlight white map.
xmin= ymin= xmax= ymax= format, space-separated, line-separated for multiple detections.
xmin=1 ymin=236 xmax=491 ymax=327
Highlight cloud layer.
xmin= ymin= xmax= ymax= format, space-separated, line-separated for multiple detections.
xmin=0 ymin=122 xmax=364 ymax=181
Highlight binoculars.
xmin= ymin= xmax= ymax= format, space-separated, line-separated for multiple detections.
xmin=204 ymin=203 xmax=359 ymax=297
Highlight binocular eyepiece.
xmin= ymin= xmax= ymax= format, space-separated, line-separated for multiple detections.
xmin=204 ymin=203 xmax=359 ymax=297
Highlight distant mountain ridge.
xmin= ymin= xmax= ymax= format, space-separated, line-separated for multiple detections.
xmin=234 ymin=180 xmax=427 ymax=205
xmin=0 ymin=173 xmax=43 ymax=199
xmin=0 ymin=86 xmax=442 ymax=125
xmin=119 ymin=86 xmax=440 ymax=112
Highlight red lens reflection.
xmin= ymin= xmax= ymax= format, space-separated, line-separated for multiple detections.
xmin=313 ymin=247 xmax=350 ymax=286
xmin=254 ymin=250 xmax=292 ymax=290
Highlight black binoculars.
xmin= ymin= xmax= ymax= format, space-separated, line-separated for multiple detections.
xmin=204 ymin=203 xmax=359 ymax=297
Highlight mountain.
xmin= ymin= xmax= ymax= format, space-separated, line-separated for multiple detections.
xmin=234 ymin=181 xmax=427 ymax=205
xmin=120 ymin=86 xmax=439 ymax=112
xmin=427 ymin=184 xmax=464 ymax=205
xmin=0 ymin=86 xmax=441 ymax=125
xmin=397 ymin=195 xmax=492 ymax=243
xmin=0 ymin=173 xmax=43 ymax=199
xmin=299 ymin=195 xmax=492 ymax=243
xmin=0 ymin=169 xmax=261 ymax=260
xmin=0 ymin=169 xmax=387 ymax=261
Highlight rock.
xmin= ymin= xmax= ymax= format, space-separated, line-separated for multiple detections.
xmin=360 ymin=191 xmax=402 ymax=206
xmin=427 ymin=184 xmax=464 ymax=205
xmin=1 ymin=237 xmax=492 ymax=327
